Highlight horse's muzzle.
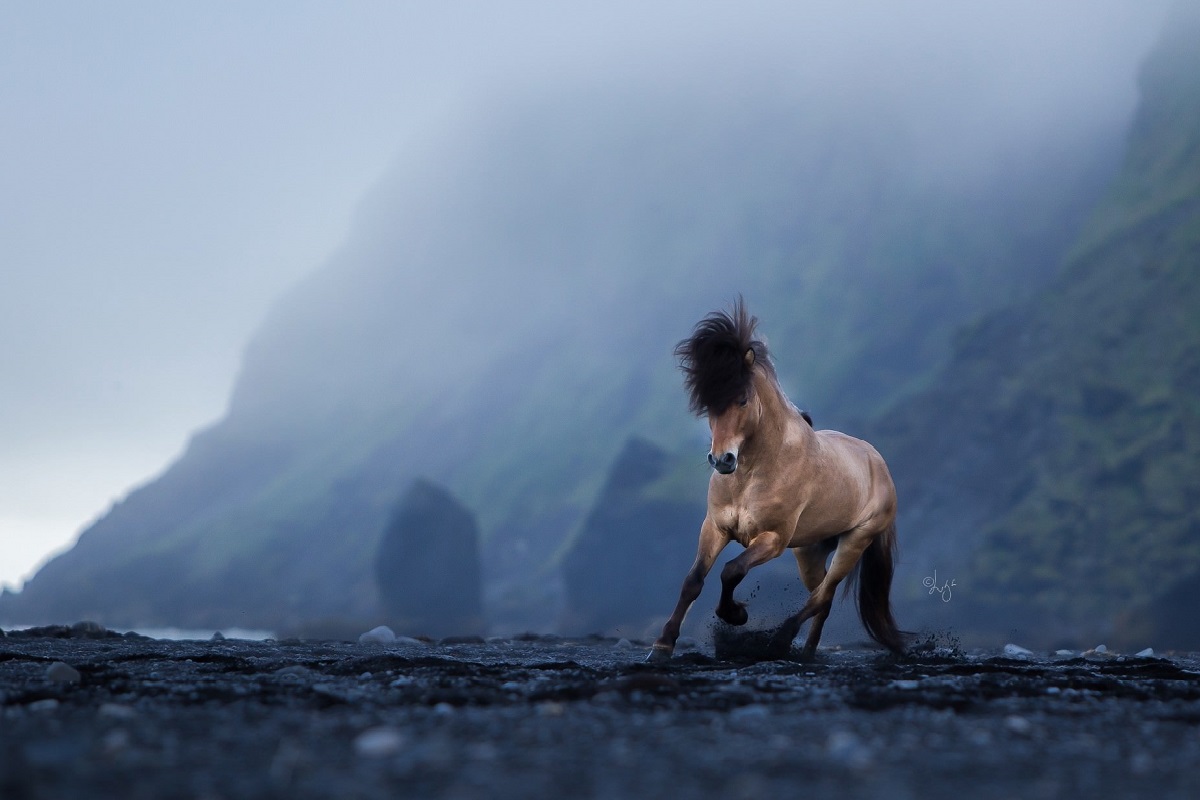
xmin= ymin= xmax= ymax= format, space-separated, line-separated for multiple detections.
xmin=709 ymin=452 xmax=737 ymax=474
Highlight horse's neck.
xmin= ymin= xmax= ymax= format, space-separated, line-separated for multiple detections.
xmin=751 ymin=370 xmax=808 ymax=456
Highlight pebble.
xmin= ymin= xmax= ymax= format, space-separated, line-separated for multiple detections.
xmin=730 ymin=704 xmax=770 ymax=722
xmin=891 ymin=679 xmax=920 ymax=690
xmin=274 ymin=665 xmax=311 ymax=679
xmin=28 ymin=698 xmax=60 ymax=712
xmin=210 ymin=631 xmax=225 ymax=642
xmin=353 ymin=727 xmax=405 ymax=758
xmin=1054 ymin=649 xmax=1074 ymax=656
xmin=99 ymin=703 xmax=137 ymax=719
xmin=613 ymin=638 xmax=635 ymax=650
xmin=1094 ymin=644 xmax=1108 ymax=654
xmin=101 ymin=729 xmax=130 ymax=753
xmin=1005 ymin=715 xmax=1033 ymax=735
xmin=1135 ymin=647 xmax=1154 ymax=657
xmin=47 ymin=661 xmax=81 ymax=683
xmin=358 ymin=625 xmax=397 ymax=645
xmin=1003 ymin=643 xmax=1033 ymax=657
xmin=826 ymin=730 xmax=872 ymax=768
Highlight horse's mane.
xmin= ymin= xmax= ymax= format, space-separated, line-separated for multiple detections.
xmin=675 ymin=298 xmax=775 ymax=415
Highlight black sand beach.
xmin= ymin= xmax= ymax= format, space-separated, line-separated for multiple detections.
xmin=3 ymin=624 xmax=1199 ymax=799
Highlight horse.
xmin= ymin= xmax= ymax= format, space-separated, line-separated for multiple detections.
xmin=648 ymin=299 xmax=906 ymax=661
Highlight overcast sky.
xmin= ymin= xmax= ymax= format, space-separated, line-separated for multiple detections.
xmin=0 ymin=2 xmax=1170 ymax=592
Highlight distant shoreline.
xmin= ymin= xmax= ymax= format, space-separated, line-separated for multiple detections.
xmin=2 ymin=623 xmax=275 ymax=641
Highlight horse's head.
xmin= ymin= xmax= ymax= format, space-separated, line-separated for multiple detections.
xmin=706 ymin=349 xmax=761 ymax=474
xmin=675 ymin=298 xmax=772 ymax=476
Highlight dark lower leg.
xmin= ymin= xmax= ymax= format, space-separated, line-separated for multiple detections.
xmin=716 ymin=532 xmax=785 ymax=626
xmin=774 ymin=589 xmax=833 ymax=653
xmin=649 ymin=573 xmax=707 ymax=661
xmin=801 ymin=607 xmax=831 ymax=656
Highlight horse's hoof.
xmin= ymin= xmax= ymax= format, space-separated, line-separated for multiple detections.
xmin=766 ymin=634 xmax=795 ymax=660
xmin=763 ymin=623 xmax=801 ymax=662
xmin=717 ymin=602 xmax=749 ymax=626
xmin=646 ymin=644 xmax=673 ymax=663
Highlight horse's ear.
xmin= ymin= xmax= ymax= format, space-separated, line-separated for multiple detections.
xmin=744 ymin=348 xmax=755 ymax=368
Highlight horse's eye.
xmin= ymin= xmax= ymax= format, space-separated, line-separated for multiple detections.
xmin=738 ymin=396 xmax=749 ymax=407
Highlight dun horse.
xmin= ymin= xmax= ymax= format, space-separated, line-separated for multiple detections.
xmin=649 ymin=300 xmax=905 ymax=661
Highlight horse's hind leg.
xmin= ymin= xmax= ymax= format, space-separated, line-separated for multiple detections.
xmin=776 ymin=529 xmax=873 ymax=653
xmin=793 ymin=539 xmax=837 ymax=657
xmin=716 ymin=531 xmax=787 ymax=626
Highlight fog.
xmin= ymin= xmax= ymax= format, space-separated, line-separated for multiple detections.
xmin=0 ymin=1 xmax=1171 ymax=593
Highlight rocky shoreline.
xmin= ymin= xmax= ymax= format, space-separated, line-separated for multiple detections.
xmin=3 ymin=624 xmax=1199 ymax=799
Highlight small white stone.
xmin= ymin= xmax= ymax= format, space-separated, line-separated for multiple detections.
xmin=433 ymin=702 xmax=455 ymax=715
xmin=274 ymin=665 xmax=311 ymax=679
xmin=1003 ymin=643 xmax=1033 ymax=657
xmin=1054 ymin=649 xmax=1074 ymax=656
xmin=731 ymin=704 xmax=770 ymax=721
xmin=46 ymin=662 xmax=81 ymax=683
xmin=28 ymin=698 xmax=59 ymax=712
xmin=613 ymin=638 xmax=634 ymax=650
xmin=358 ymin=625 xmax=396 ymax=645
xmin=101 ymin=729 xmax=130 ymax=753
xmin=1005 ymin=715 xmax=1032 ymax=734
xmin=1045 ymin=686 xmax=1061 ymax=694
xmin=353 ymin=727 xmax=405 ymax=758
xmin=99 ymin=703 xmax=136 ymax=719
xmin=1094 ymin=644 xmax=1108 ymax=654
xmin=1135 ymin=647 xmax=1154 ymax=657
xmin=826 ymin=730 xmax=872 ymax=767
xmin=891 ymin=679 xmax=920 ymax=690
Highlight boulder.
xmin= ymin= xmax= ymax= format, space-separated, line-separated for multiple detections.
xmin=375 ymin=479 xmax=483 ymax=636
xmin=560 ymin=437 xmax=703 ymax=635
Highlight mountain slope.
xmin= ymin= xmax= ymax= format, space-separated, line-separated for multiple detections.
xmin=876 ymin=3 xmax=1200 ymax=646
xmin=2 ymin=84 xmax=1122 ymax=631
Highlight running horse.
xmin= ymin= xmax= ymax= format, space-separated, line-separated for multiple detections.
xmin=648 ymin=299 xmax=906 ymax=661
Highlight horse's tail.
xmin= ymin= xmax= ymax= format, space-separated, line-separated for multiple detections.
xmin=856 ymin=522 xmax=907 ymax=654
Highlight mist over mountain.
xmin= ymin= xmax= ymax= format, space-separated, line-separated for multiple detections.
xmin=877 ymin=2 xmax=1200 ymax=648
xmin=1 ymin=3 xmax=1182 ymax=641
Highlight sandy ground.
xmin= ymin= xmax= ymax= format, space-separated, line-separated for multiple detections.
xmin=2 ymin=624 xmax=1199 ymax=799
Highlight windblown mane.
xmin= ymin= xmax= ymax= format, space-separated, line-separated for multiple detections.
xmin=675 ymin=298 xmax=773 ymax=415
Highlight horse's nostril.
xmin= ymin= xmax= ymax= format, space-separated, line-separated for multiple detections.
xmin=709 ymin=452 xmax=737 ymax=474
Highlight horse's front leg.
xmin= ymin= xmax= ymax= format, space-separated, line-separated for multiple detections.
xmin=648 ymin=518 xmax=728 ymax=662
xmin=716 ymin=531 xmax=787 ymax=626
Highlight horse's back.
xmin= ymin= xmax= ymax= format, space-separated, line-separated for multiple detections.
xmin=807 ymin=428 xmax=896 ymax=520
